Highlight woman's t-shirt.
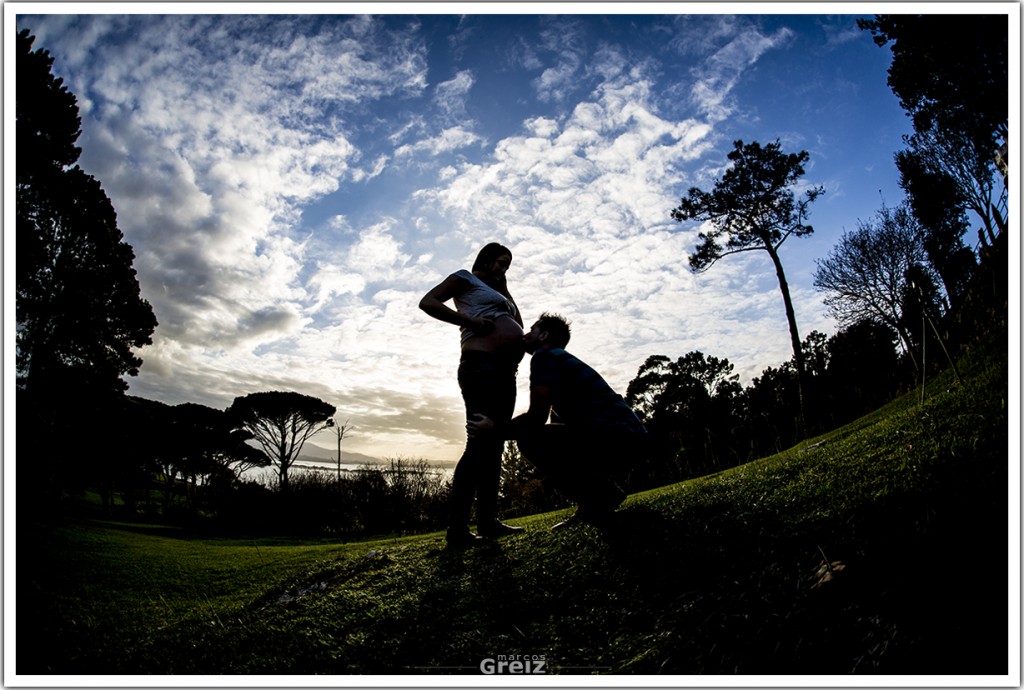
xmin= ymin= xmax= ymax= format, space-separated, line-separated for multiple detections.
xmin=452 ymin=269 xmax=518 ymax=344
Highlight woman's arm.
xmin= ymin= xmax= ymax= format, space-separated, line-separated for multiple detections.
xmin=419 ymin=273 xmax=492 ymax=332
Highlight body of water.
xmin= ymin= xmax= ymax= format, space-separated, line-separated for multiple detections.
xmin=241 ymin=460 xmax=454 ymax=485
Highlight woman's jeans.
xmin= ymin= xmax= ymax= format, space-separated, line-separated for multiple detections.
xmin=449 ymin=351 xmax=517 ymax=529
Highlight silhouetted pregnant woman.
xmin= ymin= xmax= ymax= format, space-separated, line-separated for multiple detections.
xmin=420 ymin=243 xmax=526 ymax=547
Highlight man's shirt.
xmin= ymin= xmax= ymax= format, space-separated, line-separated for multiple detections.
xmin=530 ymin=348 xmax=646 ymax=435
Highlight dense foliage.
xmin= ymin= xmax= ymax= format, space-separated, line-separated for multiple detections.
xmin=16 ymin=30 xmax=158 ymax=507
xmin=624 ymin=322 xmax=902 ymax=485
xmin=858 ymin=14 xmax=1007 ymax=160
xmin=16 ymin=30 xmax=157 ymax=394
xmin=223 ymin=459 xmax=453 ymax=537
xmin=861 ymin=14 xmax=1007 ymax=289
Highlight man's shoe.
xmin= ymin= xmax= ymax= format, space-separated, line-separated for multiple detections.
xmin=446 ymin=528 xmax=484 ymax=548
xmin=478 ymin=520 xmax=525 ymax=538
xmin=583 ymin=506 xmax=617 ymax=529
xmin=551 ymin=505 xmax=617 ymax=532
xmin=551 ymin=510 xmax=583 ymax=532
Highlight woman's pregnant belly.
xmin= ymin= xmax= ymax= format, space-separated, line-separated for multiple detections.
xmin=463 ymin=315 xmax=525 ymax=361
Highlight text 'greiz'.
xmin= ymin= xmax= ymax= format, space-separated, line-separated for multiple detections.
xmin=479 ymin=654 xmax=547 ymax=674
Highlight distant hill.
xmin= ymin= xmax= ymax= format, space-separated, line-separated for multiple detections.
xmin=297 ymin=443 xmax=385 ymax=467
xmin=297 ymin=443 xmax=456 ymax=470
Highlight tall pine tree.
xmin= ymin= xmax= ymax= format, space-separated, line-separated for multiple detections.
xmin=17 ymin=29 xmax=157 ymax=504
xmin=671 ymin=139 xmax=823 ymax=435
xmin=17 ymin=29 xmax=157 ymax=395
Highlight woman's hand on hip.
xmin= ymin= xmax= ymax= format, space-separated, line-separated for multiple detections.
xmin=471 ymin=317 xmax=495 ymax=335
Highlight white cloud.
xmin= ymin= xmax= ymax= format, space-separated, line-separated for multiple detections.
xmin=29 ymin=14 xmax=430 ymax=355
xmin=430 ymin=73 xmax=712 ymax=240
xmin=533 ymin=17 xmax=588 ymax=102
xmin=818 ymin=16 xmax=864 ymax=49
xmin=668 ymin=15 xmax=741 ymax=58
xmin=393 ymin=126 xmax=484 ymax=158
xmin=434 ymin=69 xmax=475 ymax=122
xmin=308 ymin=267 xmax=367 ymax=311
xmin=346 ymin=221 xmax=412 ymax=276
xmin=687 ymin=21 xmax=794 ymax=122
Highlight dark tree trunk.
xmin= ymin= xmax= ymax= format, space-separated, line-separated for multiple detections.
xmin=766 ymin=246 xmax=808 ymax=436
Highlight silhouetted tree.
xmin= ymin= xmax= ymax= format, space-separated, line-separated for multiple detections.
xmin=16 ymin=29 xmax=156 ymax=395
xmin=276 ymin=459 xmax=450 ymax=536
xmin=672 ymin=139 xmax=823 ymax=432
xmin=895 ymin=147 xmax=977 ymax=309
xmin=164 ymin=403 xmax=269 ymax=514
xmin=326 ymin=417 xmax=353 ymax=487
xmin=227 ymin=392 xmax=335 ymax=492
xmin=797 ymin=330 xmax=830 ymax=431
xmin=860 ymin=14 xmax=1008 ymax=247
xmin=789 ymin=326 xmax=900 ymax=432
xmin=738 ymin=363 xmax=800 ymax=458
xmin=897 ymin=263 xmax=946 ymax=375
xmin=620 ymin=326 xmax=905 ymax=483
xmin=498 ymin=442 xmax=566 ymax=517
xmin=858 ymin=14 xmax=1007 ymax=163
xmin=381 ymin=458 xmax=450 ymax=532
xmin=824 ymin=320 xmax=902 ymax=424
xmin=813 ymin=201 xmax=934 ymax=370
xmin=17 ymin=29 xmax=157 ymax=508
xmin=99 ymin=395 xmax=170 ymax=516
xmin=800 ymin=331 xmax=830 ymax=381
xmin=627 ymin=352 xmax=741 ymax=421
xmin=627 ymin=351 xmax=742 ymax=479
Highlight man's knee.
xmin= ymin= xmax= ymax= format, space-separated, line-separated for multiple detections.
xmin=517 ymin=428 xmax=569 ymax=472
xmin=515 ymin=423 xmax=557 ymax=450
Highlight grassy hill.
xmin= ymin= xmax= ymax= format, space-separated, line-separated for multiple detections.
xmin=18 ymin=334 xmax=1010 ymax=677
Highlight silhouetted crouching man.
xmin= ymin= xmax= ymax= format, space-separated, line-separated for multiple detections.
xmin=468 ymin=313 xmax=647 ymax=530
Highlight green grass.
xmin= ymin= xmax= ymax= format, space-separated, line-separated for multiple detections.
xmin=19 ymin=339 xmax=1009 ymax=676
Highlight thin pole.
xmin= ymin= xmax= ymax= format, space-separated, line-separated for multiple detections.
xmin=923 ymin=309 xmax=965 ymax=387
xmin=920 ymin=311 xmax=927 ymax=406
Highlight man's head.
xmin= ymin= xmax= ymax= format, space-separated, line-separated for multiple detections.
xmin=524 ymin=312 xmax=571 ymax=353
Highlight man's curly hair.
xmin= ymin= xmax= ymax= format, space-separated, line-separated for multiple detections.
xmin=537 ymin=312 xmax=571 ymax=348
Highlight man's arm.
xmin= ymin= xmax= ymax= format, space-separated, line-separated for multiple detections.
xmin=467 ymin=384 xmax=554 ymax=439
xmin=506 ymin=383 xmax=553 ymax=437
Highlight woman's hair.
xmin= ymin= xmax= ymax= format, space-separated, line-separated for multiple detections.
xmin=471 ymin=242 xmax=512 ymax=273
xmin=471 ymin=242 xmax=514 ymax=296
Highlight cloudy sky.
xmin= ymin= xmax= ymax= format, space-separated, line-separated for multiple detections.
xmin=14 ymin=5 xmax=930 ymax=465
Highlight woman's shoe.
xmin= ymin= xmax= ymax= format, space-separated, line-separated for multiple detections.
xmin=446 ymin=527 xmax=484 ymax=548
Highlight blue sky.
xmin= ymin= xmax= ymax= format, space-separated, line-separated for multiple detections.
xmin=12 ymin=5 xmax=967 ymax=464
